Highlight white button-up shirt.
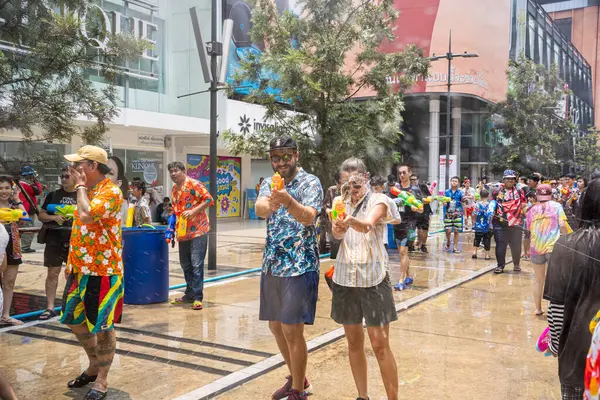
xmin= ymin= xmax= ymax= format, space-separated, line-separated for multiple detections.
xmin=333 ymin=193 xmax=400 ymax=288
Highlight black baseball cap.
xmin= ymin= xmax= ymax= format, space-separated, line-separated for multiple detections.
xmin=270 ymin=136 xmax=297 ymax=151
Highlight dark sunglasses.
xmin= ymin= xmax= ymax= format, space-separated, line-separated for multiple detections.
xmin=61 ymin=175 xmax=70 ymax=179
xmin=410 ymin=178 xmax=417 ymax=181
xmin=351 ymin=184 xmax=363 ymax=190
xmin=270 ymin=154 xmax=294 ymax=163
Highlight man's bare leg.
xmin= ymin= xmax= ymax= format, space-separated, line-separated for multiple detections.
xmin=45 ymin=266 xmax=61 ymax=310
xmin=68 ymin=323 xmax=99 ymax=378
xmin=93 ymin=330 xmax=117 ymax=392
xmin=269 ymin=321 xmax=292 ymax=374
xmin=281 ymin=323 xmax=308 ymax=392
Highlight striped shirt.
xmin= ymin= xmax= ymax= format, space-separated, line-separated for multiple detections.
xmin=333 ymin=193 xmax=400 ymax=288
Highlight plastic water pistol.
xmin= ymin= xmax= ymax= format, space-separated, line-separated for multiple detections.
xmin=165 ymin=213 xmax=177 ymax=246
xmin=271 ymin=172 xmax=284 ymax=190
xmin=47 ymin=204 xmax=76 ymax=224
xmin=390 ymin=187 xmax=423 ymax=209
xmin=0 ymin=208 xmax=31 ymax=222
xmin=330 ymin=198 xmax=347 ymax=220
xmin=560 ymin=187 xmax=571 ymax=197
xmin=423 ymin=195 xmax=451 ymax=204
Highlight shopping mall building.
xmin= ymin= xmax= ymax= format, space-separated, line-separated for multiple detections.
xmin=356 ymin=0 xmax=595 ymax=188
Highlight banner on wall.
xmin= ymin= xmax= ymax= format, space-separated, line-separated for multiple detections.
xmin=186 ymin=154 xmax=242 ymax=218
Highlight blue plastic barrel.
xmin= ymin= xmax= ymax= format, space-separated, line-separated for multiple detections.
xmin=387 ymin=224 xmax=397 ymax=249
xmin=122 ymin=226 xmax=169 ymax=305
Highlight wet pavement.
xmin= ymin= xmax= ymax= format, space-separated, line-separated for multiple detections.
xmin=0 ymin=220 xmax=560 ymax=399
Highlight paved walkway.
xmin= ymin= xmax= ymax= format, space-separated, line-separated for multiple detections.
xmin=0 ymin=221 xmax=561 ymax=399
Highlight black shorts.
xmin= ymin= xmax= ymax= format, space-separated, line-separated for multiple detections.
xmin=474 ymin=231 xmax=492 ymax=251
xmin=44 ymin=231 xmax=70 ymax=267
xmin=331 ymin=275 xmax=398 ymax=326
xmin=259 ymin=270 xmax=319 ymax=325
xmin=416 ymin=215 xmax=430 ymax=231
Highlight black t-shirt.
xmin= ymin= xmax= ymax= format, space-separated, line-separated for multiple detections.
xmin=41 ymin=188 xmax=77 ymax=230
xmin=389 ymin=184 xmax=423 ymax=231
xmin=544 ymin=230 xmax=600 ymax=386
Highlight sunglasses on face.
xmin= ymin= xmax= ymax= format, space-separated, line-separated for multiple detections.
xmin=410 ymin=178 xmax=417 ymax=181
xmin=270 ymin=154 xmax=294 ymax=163
xmin=61 ymin=175 xmax=70 ymax=179
xmin=351 ymin=184 xmax=363 ymax=190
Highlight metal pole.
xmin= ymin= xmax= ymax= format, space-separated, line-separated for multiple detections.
xmin=445 ymin=30 xmax=452 ymax=191
xmin=208 ymin=0 xmax=218 ymax=270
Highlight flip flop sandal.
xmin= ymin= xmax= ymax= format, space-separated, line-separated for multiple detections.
xmin=0 ymin=317 xmax=24 ymax=326
xmin=535 ymin=311 xmax=545 ymax=316
xmin=68 ymin=372 xmax=97 ymax=388
xmin=83 ymin=389 xmax=107 ymax=400
xmin=493 ymin=266 xmax=504 ymax=274
xmin=485 ymin=256 xmax=492 ymax=260
xmin=39 ymin=309 xmax=57 ymax=320
xmin=513 ymin=265 xmax=522 ymax=272
xmin=453 ymin=249 xmax=461 ymax=253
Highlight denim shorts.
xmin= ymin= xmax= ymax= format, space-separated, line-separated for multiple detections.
xmin=531 ymin=253 xmax=552 ymax=265
xmin=259 ymin=270 xmax=319 ymax=325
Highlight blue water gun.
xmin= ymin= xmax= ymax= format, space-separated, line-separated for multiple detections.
xmin=165 ymin=213 xmax=176 ymax=247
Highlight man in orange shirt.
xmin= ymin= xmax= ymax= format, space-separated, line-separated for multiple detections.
xmin=168 ymin=161 xmax=214 ymax=311
xmin=61 ymin=145 xmax=124 ymax=400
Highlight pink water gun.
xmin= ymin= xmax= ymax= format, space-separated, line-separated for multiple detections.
xmin=428 ymin=181 xmax=437 ymax=196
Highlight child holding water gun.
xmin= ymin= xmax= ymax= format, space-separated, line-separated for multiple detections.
xmin=0 ymin=176 xmax=28 ymax=326
xmin=472 ymin=189 xmax=492 ymax=260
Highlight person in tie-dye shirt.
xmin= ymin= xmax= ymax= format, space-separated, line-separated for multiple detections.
xmin=526 ymin=184 xmax=570 ymax=316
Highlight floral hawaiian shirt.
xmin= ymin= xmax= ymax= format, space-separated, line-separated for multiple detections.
xmin=258 ymin=168 xmax=323 ymax=277
xmin=67 ymin=178 xmax=123 ymax=276
xmin=171 ymin=177 xmax=214 ymax=241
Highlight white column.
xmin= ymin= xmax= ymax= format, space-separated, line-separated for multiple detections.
xmin=469 ymin=164 xmax=478 ymax=185
xmin=428 ymin=98 xmax=440 ymax=185
xmin=452 ymin=106 xmax=462 ymax=178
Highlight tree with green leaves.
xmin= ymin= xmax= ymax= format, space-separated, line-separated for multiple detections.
xmin=490 ymin=55 xmax=576 ymax=177
xmin=222 ymin=0 xmax=429 ymax=187
xmin=0 ymin=0 xmax=146 ymax=175
xmin=574 ymin=128 xmax=600 ymax=178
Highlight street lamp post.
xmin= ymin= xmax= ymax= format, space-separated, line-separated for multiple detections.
xmin=430 ymin=30 xmax=478 ymax=190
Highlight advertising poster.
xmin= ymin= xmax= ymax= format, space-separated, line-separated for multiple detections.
xmin=186 ymin=154 xmax=242 ymax=218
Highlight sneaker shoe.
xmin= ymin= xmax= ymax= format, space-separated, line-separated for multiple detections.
xmin=394 ymin=282 xmax=407 ymax=291
xmin=407 ymin=245 xmax=416 ymax=252
xmin=22 ymin=248 xmax=35 ymax=253
xmin=286 ymin=390 xmax=308 ymax=400
xmin=272 ymin=376 xmax=312 ymax=400
xmin=192 ymin=301 xmax=203 ymax=310
xmin=403 ymin=276 xmax=414 ymax=286
xmin=420 ymin=245 xmax=428 ymax=253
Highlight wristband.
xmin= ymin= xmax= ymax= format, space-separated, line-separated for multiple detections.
xmin=76 ymin=185 xmax=87 ymax=190
xmin=13 ymin=201 xmax=23 ymax=205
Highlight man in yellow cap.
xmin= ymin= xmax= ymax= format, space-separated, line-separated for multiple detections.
xmin=61 ymin=145 xmax=124 ymax=400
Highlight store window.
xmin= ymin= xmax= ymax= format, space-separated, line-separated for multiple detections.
xmin=112 ymin=149 xmax=165 ymax=198
xmin=0 ymin=141 xmax=67 ymax=193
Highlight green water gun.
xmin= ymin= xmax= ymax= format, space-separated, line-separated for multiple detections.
xmin=47 ymin=204 xmax=76 ymax=224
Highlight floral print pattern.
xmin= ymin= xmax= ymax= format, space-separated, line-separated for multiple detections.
xmin=66 ymin=178 xmax=123 ymax=276
xmin=171 ymin=177 xmax=213 ymax=241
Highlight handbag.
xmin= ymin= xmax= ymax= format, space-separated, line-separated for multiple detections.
xmin=37 ymin=191 xmax=57 ymax=244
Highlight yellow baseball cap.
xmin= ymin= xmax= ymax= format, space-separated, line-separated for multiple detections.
xmin=64 ymin=145 xmax=108 ymax=165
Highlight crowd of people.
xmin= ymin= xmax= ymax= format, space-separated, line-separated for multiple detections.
xmin=0 ymin=145 xmax=213 ymax=400
xmin=1 ymin=135 xmax=599 ymax=400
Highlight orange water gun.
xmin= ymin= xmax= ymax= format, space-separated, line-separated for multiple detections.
xmin=330 ymin=198 xmax=347 ymax=220
xmin=271 ymin=172 xmax=284 ymax=190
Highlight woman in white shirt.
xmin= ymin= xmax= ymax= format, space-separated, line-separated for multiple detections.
xmin=331 ymin=158 xmax=401 ymax=400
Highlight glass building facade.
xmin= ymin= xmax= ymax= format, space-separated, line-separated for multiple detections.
xmin=511 ymin=0 xmax=594 ymax=128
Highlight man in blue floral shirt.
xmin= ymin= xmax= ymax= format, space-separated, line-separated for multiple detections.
xmin=256 ymin=136 xmax=323 ymax=400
